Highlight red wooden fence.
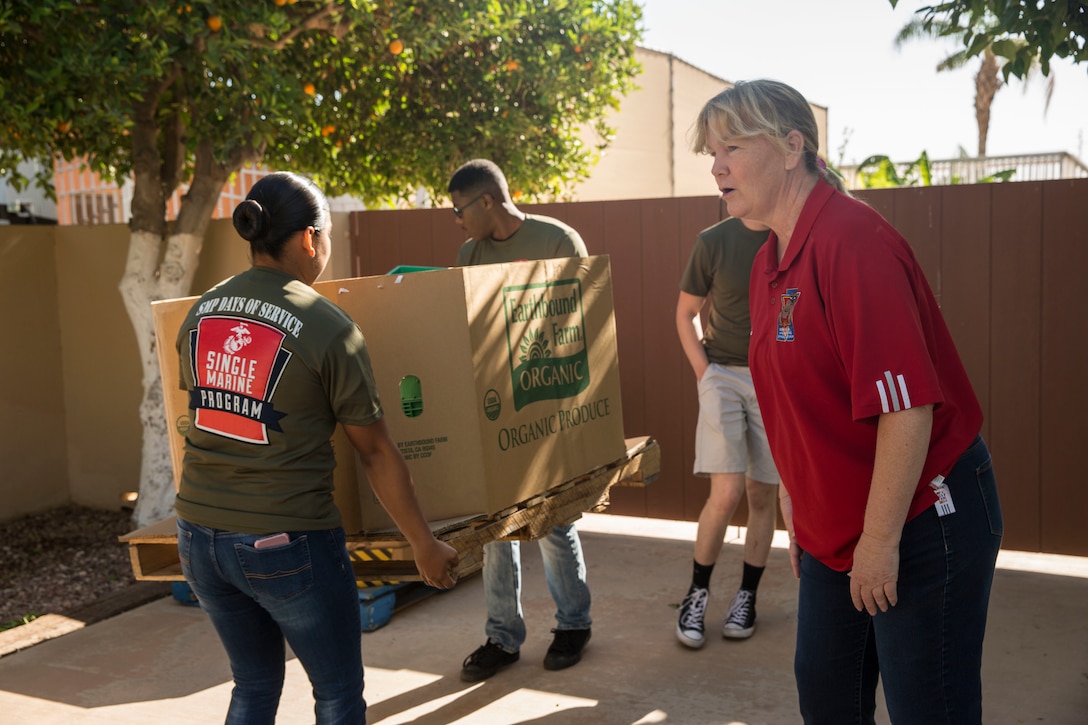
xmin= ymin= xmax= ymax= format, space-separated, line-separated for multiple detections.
xmin=350 ymin=179 xmax=1088 ymax=556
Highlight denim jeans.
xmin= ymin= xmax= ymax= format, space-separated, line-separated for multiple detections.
xmin=177 ymin=519 xmax=365 ymax=725
xmin=482 ymin=523 xmax=592 ymax=652
xmin=794 ymin=436 xmax=1003 ymax=725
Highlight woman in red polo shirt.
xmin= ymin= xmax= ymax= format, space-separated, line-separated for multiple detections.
xmin=689 ymin=80 xmax=1003 ymax=725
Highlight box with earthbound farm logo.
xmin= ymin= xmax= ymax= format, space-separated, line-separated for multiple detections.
xmin=150 ymin=255 xmax=625 ymax=534
xmin=317 ymin=254 xmax=625 ymax=532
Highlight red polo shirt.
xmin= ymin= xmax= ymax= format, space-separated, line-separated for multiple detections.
xmin=748 ymin=181 xmax=982 ymax=571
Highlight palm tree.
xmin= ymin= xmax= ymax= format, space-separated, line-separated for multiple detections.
xmin=895 ymin=17 xmax=1054 ymax=157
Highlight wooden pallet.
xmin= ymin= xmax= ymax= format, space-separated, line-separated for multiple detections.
xmin=120 ymin=436 xmax=659 ymax=585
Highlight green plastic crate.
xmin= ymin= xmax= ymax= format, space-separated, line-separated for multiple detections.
xmin=386 ymin=264 xmax=442 ymax=275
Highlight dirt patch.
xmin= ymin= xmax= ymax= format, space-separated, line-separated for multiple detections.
xmin=0 ymin=505 xmax=138 ymax=628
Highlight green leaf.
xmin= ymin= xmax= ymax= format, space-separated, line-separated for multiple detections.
xmin=0 ymin=0 xmax=642 ymax=209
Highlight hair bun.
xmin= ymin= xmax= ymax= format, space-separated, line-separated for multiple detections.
xmin=233 ymin=199 xmax=270 ymax=242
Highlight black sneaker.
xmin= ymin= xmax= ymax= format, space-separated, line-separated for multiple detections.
xmin=722 ymin=589 xmax=756 ymax=639
xmin=460 ymin=640 xmax=519 ymax=682
xmin=676 ymin=586 xmax=709 ymax=648
xmin=543 ymin=628 xmax=591 ymax=671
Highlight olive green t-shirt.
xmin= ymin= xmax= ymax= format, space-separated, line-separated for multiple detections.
xmin=455 ymin=214 xmax=588 ymax=266
xmin=173 ymin=266 xmax=382 ymax=534
xmin=679 ymin=218 xmax=770 ymax=366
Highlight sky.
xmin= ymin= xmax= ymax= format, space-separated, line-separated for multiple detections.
xmin=636 ymin=0 xmax=1087 ymax=166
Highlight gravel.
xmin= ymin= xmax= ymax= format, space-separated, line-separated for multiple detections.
xmin=0 ymin=504 xmax=138 ymax=629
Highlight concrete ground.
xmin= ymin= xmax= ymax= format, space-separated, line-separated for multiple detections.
xmin=0 ymin=513 xmax=1085 ymax=724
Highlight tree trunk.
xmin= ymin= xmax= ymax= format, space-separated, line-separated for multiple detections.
xmin=123 ymin=124 xmax=256 ymax=525
xmin=122 ymin=228 xmax=207 ymax=527
xmin=975 ymin=49 xmax=1002 ymax=157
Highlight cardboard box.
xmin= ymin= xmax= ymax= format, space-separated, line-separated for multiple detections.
xmin=319 ymin=255 xmax=625 ymax=530
xmin=151 ymin=255 xmax=625 ymax=534
xmin=152 ymin=296 xmax=197 ymax=493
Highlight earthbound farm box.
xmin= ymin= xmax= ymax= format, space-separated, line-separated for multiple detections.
xmin=151 ymin=255 xmax=625 ymax=534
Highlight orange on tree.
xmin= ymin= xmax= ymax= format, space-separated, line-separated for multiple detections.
xmin=389 ymin=39 xmax=404 ymax=55
xmin=206 ymin=15 xmax=222 ymax=32
xmin=303 ymin=82 xmax=316 ymax=95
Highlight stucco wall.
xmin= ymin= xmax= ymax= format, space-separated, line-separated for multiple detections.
xmin=0 ymin=212 xmax=354 ymax=521
xmin=572 ymin=48 xmax=829 ymax=203
xmin=54 ymin=224 xmax=144 ymax=509
xmin=670 ymin=56 xmax=739 ymax=198
xmin=574 ymin=48 xmax=675 ymax=201
xmin=0 ymin=225 xmax=70 ymax=517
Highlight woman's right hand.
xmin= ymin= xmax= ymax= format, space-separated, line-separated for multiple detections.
xmin=416 ymin=538 xmax=459 ymax=590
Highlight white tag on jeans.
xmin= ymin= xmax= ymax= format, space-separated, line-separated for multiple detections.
xmin=930 ymin=475 xmax=956 ymax=516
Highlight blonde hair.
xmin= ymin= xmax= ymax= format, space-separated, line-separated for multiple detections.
xmin=690 ymin=79 xmax=847 ymax=194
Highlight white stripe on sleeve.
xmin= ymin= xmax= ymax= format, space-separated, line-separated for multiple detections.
xmin=877 ymin=379 xmax=890 ymax=413
xmin=896 ymin=374 xmax=911 ymax=409
xmin=876 ymin=371 xmax=913 ymax=413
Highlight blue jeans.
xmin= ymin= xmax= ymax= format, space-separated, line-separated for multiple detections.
xmin=794 ymin=436 xmax=1002 ymax=725
xmin=177 ymin=519 xmax=365 ymax=725
xmin=483 ymin=523 xmax=592 ymax=652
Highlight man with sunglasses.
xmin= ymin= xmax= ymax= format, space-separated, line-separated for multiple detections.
xmin=449 ymin=158 xmax=586 ymax=266
xmin=448 ymin=159 xmax=593 ymax=682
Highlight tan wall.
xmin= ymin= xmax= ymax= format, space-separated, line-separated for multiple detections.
xmin=573 ymin=48 xmax=829 ymax=202
xmin=0 ymin=225 xmax=70 ymax=517
xmin=670 ymin=58 xmax=737 ymax=198
xmin=323 ymin=211 xmax=355 ymax=283
xmin=574 ymin=48 xmax=675 ymax=201
xmin=54 ymin=224 xmax=143 ymax=509
xmin=0 ymin=212 xmax=352 ymax=520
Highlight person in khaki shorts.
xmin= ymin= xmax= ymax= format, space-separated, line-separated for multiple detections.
xmin=674 ymin=211 xmax=780 ymax=648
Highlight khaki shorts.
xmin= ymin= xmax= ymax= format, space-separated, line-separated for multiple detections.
xmin=694 ymin=363 xmax=780 ymax=483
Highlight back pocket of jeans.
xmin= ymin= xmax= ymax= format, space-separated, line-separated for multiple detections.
xmin=236 ymin=536 xmax=314 ymax=601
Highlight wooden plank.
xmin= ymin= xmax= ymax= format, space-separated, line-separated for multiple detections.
xmin=599 ymin=200 xmax=648 ymax=517
xmin=118 ymin=515 xmax=178 ymax=542
xmin=127 ymin=543 xmax=184 ymax=580
xmin=939 ymin=184 xmax=992 ymax=438
xmin=989 ymin=181 xmax=1043 ymax=552
xmin=639 ymin=199 xmax=687 ymax=522
xmin=887 ymin=187 xmax=943 ymax=303
xmin=122 ymin=437 xmax=661 ymax=582
xmin=1040 ymin=179 xmax=1088 ymax=555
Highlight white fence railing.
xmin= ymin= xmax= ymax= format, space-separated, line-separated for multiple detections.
xmin=838 ymin=151 xmax=1088 ymax=189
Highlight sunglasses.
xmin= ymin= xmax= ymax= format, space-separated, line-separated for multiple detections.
xmin=452 ymin=192 xmax=486 ymax=218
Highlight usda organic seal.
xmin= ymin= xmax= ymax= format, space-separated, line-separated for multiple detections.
xmin=483 ymin=389 xmax=502 ymax=421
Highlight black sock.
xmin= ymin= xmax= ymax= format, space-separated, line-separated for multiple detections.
xmin=691 ymin=560 xmax=714 ymax=590
xmin=740 ymin=562 xmax=765 ymax=592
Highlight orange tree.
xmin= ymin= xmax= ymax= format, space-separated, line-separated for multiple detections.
xmin=0 ymin=0 xmax=642 ymax=525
